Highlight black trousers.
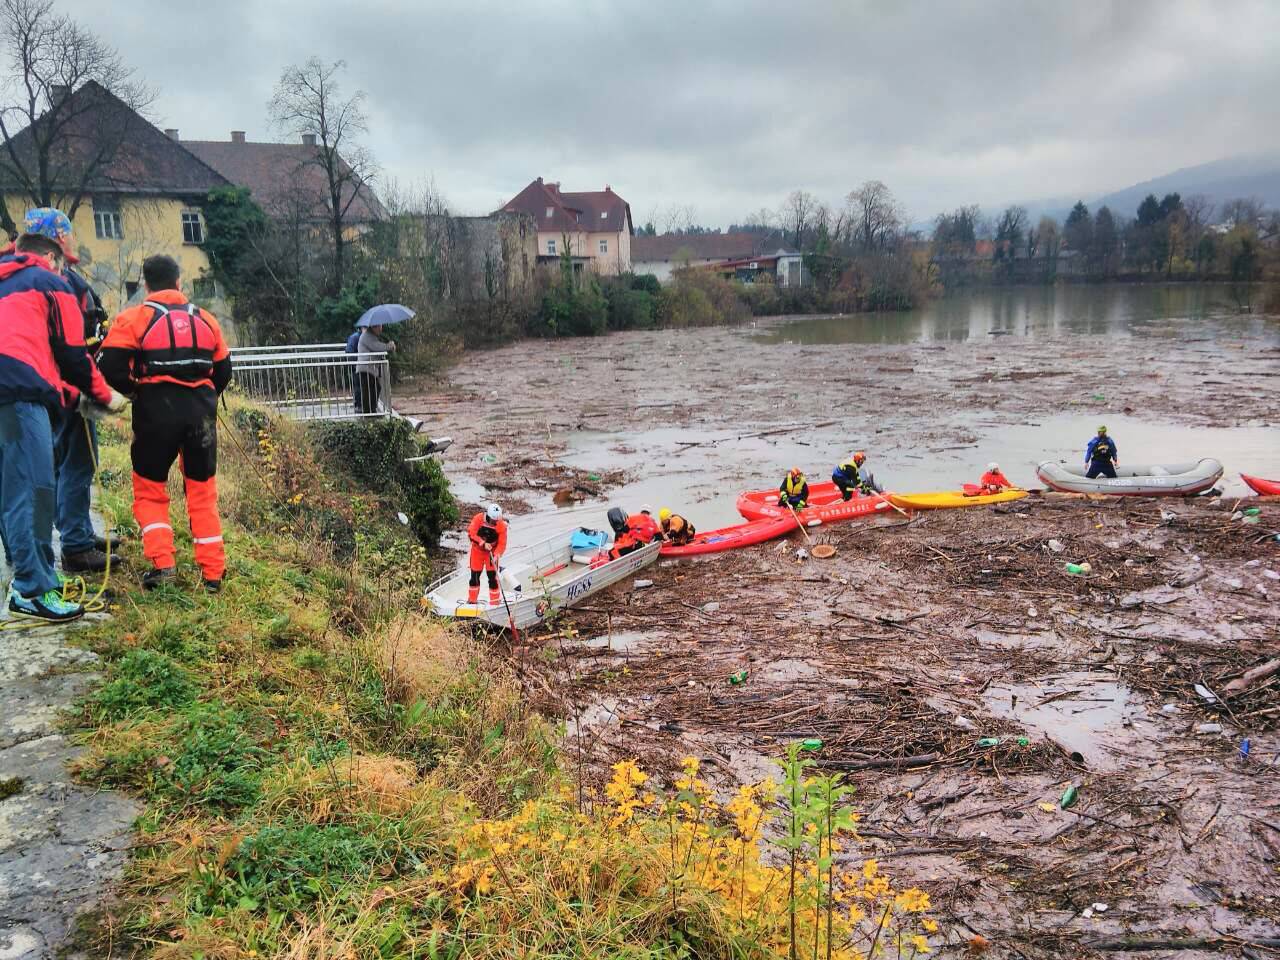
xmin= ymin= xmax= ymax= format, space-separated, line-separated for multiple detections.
xmin=354 ymin=372 xmax=380 ymax=414
xmin=131 ymin=385 xmax=217 ymax=483
xmin=1085 ymin=460 xmax=1117 ymax=479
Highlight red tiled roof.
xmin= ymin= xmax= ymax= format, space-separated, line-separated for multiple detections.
xmin=183 ymin=138 xmax=385 ymax=222
xmin=0 ymin=81 xmax=229 ymax=197
xmin=498 ymin=178 xmax=631 ymax=235
xmin=631 ymin=232 xmax=779 ymax=263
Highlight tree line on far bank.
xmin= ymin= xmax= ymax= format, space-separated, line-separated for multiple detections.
xmin=932 ymin=193 xmax=1276 ymax=289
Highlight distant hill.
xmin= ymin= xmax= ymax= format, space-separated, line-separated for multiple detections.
xmin=1007 ymin=154 xmax=1280 ymax=227
xmin=1089 ymin=153 xmax=1280 ymax=220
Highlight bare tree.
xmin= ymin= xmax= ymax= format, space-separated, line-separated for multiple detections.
xmin=779 ymin=189 xmax=816 ymax=249
xmin=269 ymin=57 xmax=377 ymax=293
xmin=0 ymin=0 xmax=152 ymax=235
xmin=846 ymin=180 xmax=902 ymax=251
xmin=1219 ymin=196 xmax=1263 ymax=228
xmin=660 ymin=202 xmax=697 ymax=234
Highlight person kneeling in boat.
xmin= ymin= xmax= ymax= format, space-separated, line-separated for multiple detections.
xmin=607 ymin=506 xmax=648 ymax=560
xmin=658 ymin=507 xmax=696 ymax=546
xmin=831 ymin=452 xmax=875 ymax=501
xmin=467 ymin=503 xmax=508 ymax=606
xmin=976 ymin=462 xmax=1013 ymax=494
xmin=1084 ymin=426 xmax=1119 ymax=480
xmin=778 ymin=467 xmax=809 ymax=510
xmin=630 ymin=504 xmax=662 ymax=544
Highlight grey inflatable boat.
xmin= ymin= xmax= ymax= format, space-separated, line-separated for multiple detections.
xmin=1036 ymin=459 xmax=1223 ymax=496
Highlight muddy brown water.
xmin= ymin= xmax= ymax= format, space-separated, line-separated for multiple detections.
xmin=407 ymin=284 xmax=1280 ymax=957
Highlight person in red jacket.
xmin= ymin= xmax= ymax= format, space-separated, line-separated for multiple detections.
xmin=628 ymin=504 xmax=661 ymax=544
xmin=977 ymin=462 xmax=1013 ymax=494
xmin=466 ymin=503 xmax=508 ymax=606
xmin=0 ymin=208 xmax=124 ymax=621
xmin=98 ymin=255 xmax=232 ymax=592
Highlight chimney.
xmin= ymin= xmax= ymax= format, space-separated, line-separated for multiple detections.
xmin=548 ymin=182 xmax=560 ymax=194
xmin=536 ymin=176 xmax=543 ymax=183
xmin=301 ymin=133 xmax=317 ymax=147
xmin=164 ymin=128 xmax=179 ymax=140
xmin=604 ymin=184 xmax=612 ymax=193
xmin=231 ymin=130 xmax=246 ymax=143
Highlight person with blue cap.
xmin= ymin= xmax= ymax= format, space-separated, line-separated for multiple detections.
xmin=0 ymin=207 xmax=125 ymax=621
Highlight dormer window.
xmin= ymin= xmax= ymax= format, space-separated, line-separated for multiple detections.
xmin=601 ymin=211 xmax=608 ymax=219
xmin=545 ymin=207 xmax=553 ymax=219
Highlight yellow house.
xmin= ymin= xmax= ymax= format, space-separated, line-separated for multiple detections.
xmin=0 ymin=81 xmax=230 ymax=318
xmin=497 ymin=178 xmax=633 ymax=275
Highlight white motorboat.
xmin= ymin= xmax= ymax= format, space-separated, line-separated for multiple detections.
xmin=422 ymin=527 xmax=660 ymax=630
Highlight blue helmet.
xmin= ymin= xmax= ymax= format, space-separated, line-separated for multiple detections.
xmin=22 ymin=207 xmax=77 ymax=261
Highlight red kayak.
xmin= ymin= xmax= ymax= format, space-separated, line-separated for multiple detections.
xmin=737 ymin=481 xmax=899 ymax=525
xmin=1242 ymin=474 xmax=1280 ymax=496
xmin=659 ymin=514 xmax=798 ymax=557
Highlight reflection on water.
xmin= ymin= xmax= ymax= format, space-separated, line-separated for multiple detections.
xmin=754 ymin=283 xmax=1279 ymax=345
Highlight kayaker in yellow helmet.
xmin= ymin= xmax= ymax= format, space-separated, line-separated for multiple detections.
xmin=658 ymin=507 xmax=696 ymax=546
xmin=778 ymin=467 xmax=809 ymax=510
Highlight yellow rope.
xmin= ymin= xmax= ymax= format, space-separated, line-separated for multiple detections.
xmin=2 ymin=416 xmax=112 ymax=630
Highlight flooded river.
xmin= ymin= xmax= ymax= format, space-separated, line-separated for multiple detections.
xmin=418 ymin=282 xmax=1280 ymax=549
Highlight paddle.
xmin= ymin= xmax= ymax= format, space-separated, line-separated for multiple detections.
xmin=783 ymin=498 xmax=838 ymax=558
xmin=494 ymin=562 xmax=521 ymax=645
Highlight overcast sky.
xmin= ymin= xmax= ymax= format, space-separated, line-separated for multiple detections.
xmin=60 ymin=0 xmax=1280 ymax=227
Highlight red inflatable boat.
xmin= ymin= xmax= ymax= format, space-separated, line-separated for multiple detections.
xmin=737 ymin=481 xmax=899 ymax=525
xmin=659 ymin=514 xmax=799 ymax=557
xmin=1242 ymin=474 xmax=1280 ymax=496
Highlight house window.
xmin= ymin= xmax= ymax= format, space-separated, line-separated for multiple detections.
xmin=181 ymin=210 xmax=204 ymax=244
xmin=547 ymin=239 xmax=556 ymax=255
xmin=93 ymin=203 xmax=123 ymax=240
xmin=545 ymin=206 xmax=554 ymax=219
xmin=600 ymin=211 xmax=608 ymax=220
xmin=598 ymin=239 xmax=608 ymax=254
xmin=125 ymin=280 xmax=139 ymax=300
xmin=192 ymin=277 xmax=216 ymax=300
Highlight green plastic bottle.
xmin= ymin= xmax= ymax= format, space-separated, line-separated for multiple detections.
xmin=977 ymin=737 xmax=1001 ymax=748
xmin=729 ymin=669 xmax=748 ymax=686
xmin=1016 ymin=736 xmax=1030 ymax=747
xmin=1060 ymin=785 xmax=1079 ymax=809
xmin=1243 ymin=507 xmax=1261 ymax=516
xmin=800 ymin=738 xmax=823 ymax=751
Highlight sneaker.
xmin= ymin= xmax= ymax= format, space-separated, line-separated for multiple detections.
xmin=93 ymin=533 xmax=123 ymax=552
xmin=9 ymin=588 xmax=85 ymax=623
xmin=61 ymin=548 xmax=116 ymax=573
xmin=141 ymin=567 xmax=177 ymax=590
xmin=202 ymin=578 xmax=222 ymax=594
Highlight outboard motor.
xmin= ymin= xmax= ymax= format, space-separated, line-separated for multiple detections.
xmin=606 ymin=506 xmax=629 ymax=536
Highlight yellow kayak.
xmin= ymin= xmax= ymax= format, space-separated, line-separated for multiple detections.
xmin=889 ymin=488 xmax=1028 ymax=510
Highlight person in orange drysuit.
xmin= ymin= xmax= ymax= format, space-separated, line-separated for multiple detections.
xmin=977 ymin=462 xmax=1013 ymax=494
xmin=98 ymin=255 xmax=231 ymax=592
xmin=628 ymin=504 xmax=661 ymax=544
xmin=466 ymin=503 xmax=508 ymax=605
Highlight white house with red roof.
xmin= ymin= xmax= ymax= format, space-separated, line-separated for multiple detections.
xmin=497 ymin=177 xmax=633 ymax=275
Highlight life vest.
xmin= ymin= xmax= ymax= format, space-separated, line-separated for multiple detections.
xmin=783 ymin=473 xmax=806 ymax=497
xmin=628 ymin=513 xmax=660 ymax=544
xmin=1092 ymin=440 xmax=1114 ymax=461
xmin=135 ymin=300 xmax=218 ymax=387
xmin=836 ymin=461 xmax=860 ymax=482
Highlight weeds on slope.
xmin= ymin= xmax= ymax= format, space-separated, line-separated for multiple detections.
xmin=71 ymin=403 xmax=940 ymax=958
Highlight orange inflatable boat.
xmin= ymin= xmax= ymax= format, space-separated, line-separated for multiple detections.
xmin=736 ymin=481 xmax=899 ymax=525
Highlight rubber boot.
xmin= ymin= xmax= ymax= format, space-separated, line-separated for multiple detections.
xmin=489 ymin=589 xmax=501 ymax=607
xmin=466 ymin=584 xmax=480 ymax=604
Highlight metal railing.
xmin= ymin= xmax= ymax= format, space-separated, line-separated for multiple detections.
xmin=230 ymin=345 xmax=391 ymax=421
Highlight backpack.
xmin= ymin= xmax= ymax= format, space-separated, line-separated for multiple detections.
xmin=346 ymin=330 xmax=361 ymax=353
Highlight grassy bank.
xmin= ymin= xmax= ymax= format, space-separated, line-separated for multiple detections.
xmin=69 ymin=400 xmax=939 ymax=958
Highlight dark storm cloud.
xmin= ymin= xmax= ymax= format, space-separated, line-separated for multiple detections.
xmin=59 ymin=0 xmax=1280 ymax=224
